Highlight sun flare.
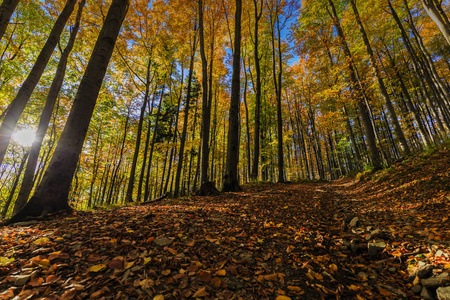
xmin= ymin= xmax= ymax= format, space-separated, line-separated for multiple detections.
xmin=13 ymin=128 xmax=35 ymax=148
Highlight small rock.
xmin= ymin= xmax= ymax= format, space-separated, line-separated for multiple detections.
xmin=13 ymin=275 xmax=31 ymax=286
xmin=349 ymin=217 xmax=359 ymax=227
xmin=411 ymin=284 xmax=422 ymax=294
xmin=418 ymin=264 xmax=435 ymax=279
xmin=421 ymin=287 xmax=436 ymax=300
xmin=365 ymin=234 xmax=373 ymax=241
xmin=368 ymin=241 xmax=386 ymax=255
xmin=422 ymin=276 xmax=447 ymax=288
xmin=437 ymin=286 xmax=450 ymax=300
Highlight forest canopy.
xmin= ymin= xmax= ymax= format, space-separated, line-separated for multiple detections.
xmin=0 ymin=0 xmax=449 ymax=220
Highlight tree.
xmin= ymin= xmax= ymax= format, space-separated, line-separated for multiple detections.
xmin=326 ymin=0 xmax=382 ymax=170
xmin=0 ymin=0 xmax=20 ymax=41
xmin=222 ymin=0 xmax=242 ymax=192
xmin=6 ymin=0 xmax=130 ymax=224
xmin=0 ymin=0 xmax=77 ymax=166
xmin=349 ymin=0 xmax=410 ymax=156
xmin=197 ymin=0 xmax=219 ymax=195
xmin=13 ymin=0 xmax=86 ymax=214
xmin=421 ymin=0 xmax=450 ymax=46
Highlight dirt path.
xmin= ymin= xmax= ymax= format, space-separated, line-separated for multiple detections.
xmin=0 ymin=148 xmax=449 ymax=299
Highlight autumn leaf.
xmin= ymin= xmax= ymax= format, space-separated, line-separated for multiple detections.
xmin=216 ymin=269 xmax=226 ymax=276
xmin=192 ymin=287 xmax=209 ymax=297
xmin=89 ymin=264 xmax=107 ymax=272
xmin=153 ymin=296 xmax=164 ymax=300
xmin=29 ymin=277 xmax=44 ymax=287
xmin=276 ymin=296 xmax=291 ymax=300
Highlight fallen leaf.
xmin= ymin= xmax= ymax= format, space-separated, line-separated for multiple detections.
xmin=192 ymin=287 xmax=208 ymax=297
xmin=153 ymin=296 xmax=164 ymax=300
xmin=216 ymin=269 xmax=226 ymax=276
xmin=89 ymin=264 xmax=107 ymax=272
xmin=29 ymin=277 xmax=44 ymax=287
xmin=276 ymin=296 xmax=291 ymax=300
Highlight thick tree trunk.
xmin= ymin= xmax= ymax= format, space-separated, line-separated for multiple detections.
xmin=222 ymin=0 xmax=242 ymax=192
xmin=13 ymin=0 xmax=85 ymax=214
xmin=0 ymin=0 xmax=77 ymax=166
xmin=327 ymin=0 xmax=382 ymax=170
xmin=421 ymin=0 xmax=450 ymax=46
xmin=5 ymin=0 xmax=129 ymax=224
xmin=350 ymin=0 xmax=410 ymax=156
xmin=0 ymin=0 xmax=20 ymax=42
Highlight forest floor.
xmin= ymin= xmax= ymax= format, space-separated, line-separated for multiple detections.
xmin=0 ymin=146 xmax=449 ymax=300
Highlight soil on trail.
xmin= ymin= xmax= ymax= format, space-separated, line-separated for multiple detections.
xmin=0 ymin=147 xmax=449 ymax=299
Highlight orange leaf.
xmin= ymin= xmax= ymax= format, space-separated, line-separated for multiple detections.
xmin=29 ymin=277 xmax=44 ymax=287
xmin=216 ymin=269 xmax=226 ymax=276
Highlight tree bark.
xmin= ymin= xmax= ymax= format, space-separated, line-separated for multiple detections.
xmin=327 ymin=0 xmax=382 ymax=170
xmin=198 ymin=0 xmax=219 ymax=195
xmin=13 ymin=0 xmax=86 ymax=214
xmin=0 ymin=0 xmax=20 ymax=42
xmin=125 ymin=57 xmax=153 ymax=202
xmin=251 ymin=0 xmax=263 ymax=181
xmin=174 ymin=30 xmax=197 ymax=197
xmin=350 ymin=0 xmax=410 ymax=156
xmin=222 ymin=0 xmax=242 ymax=192
xmin=0 ymin=0 xmax=77 ymax=166
xmin=6 ymin=0 xmax=129 ymax=224
xmin=421 ymin=0 xmax=450 ymax=46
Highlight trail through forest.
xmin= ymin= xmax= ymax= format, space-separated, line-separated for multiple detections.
xmin=0 ymin=146 xmax=449 ymax=299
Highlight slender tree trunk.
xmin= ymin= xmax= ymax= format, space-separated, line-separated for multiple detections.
xmin=144 ymin=85 xmax=165 ymax=202
xmin=105 ymin=110 xmax=129 ymax=205
xmin=222 ymin=0 xmax=242 ymax=192
xmin=174 ymin=30 xmax=197 ymax=197
xmin=198 ymin=0 xmax=218 ymax=194
xmin=327 ymin=0 xmax=382 ymax=170
xmin=6 ymin=0 xmax=129 ymax=224
xmin=125 ymin=57 xmax=153 ymax=202
xmin=251 ymin=0 xmax=263 ymax=181
xmin=0 ymin=0 xmax=20 ymax=42
xmin=350 ymin=0 xmax=410 ymax=156
xmin=13 ymin=0 xmax=86 ymax=214
xmin=88 ymin=127 xmax=101 ymax=208
xmin=2 ymin=149 xmax=28 ymax=217
xmin=0 ymin=0 xmax=77 ymax=166
xmin=242 ymin=55 xmax=251 ymax=182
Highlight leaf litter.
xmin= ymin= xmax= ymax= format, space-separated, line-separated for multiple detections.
xmin=0 ymin=147 xmax=449 ymax=299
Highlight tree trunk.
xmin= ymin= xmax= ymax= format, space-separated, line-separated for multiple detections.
xmin=125 ymin=57 xmax=152 ymax=202
xmin=198 ymin=0 xmax=219 ymax=195
xmin=13 ymin=0 xmax=86 ymax=214
xmin=350 ymin=0 xmax=410 ymax=156
xmin=144 ymin=85 xmax=165 ymax=202
xmin=6 ymin=0 xmax=129 ymax=224
xmin=251 ymin=0 xmax=262 ymax=181
xmin=327 ymin=0 xmax=382 ymax=170
xmin=0 ymin=0 xmax=20 ymax=42
xmin=222 ymin=0 xmax=242 ymax=193
xmin=2 ymin=150 xmax=28 ymax=217
xmin=0 ymin=0 xmax=77 ymax=166
xmin=421 ymin=0 xmax=450 ymax=46
xmin=174 ymin=30 xmax=197 ymax=197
